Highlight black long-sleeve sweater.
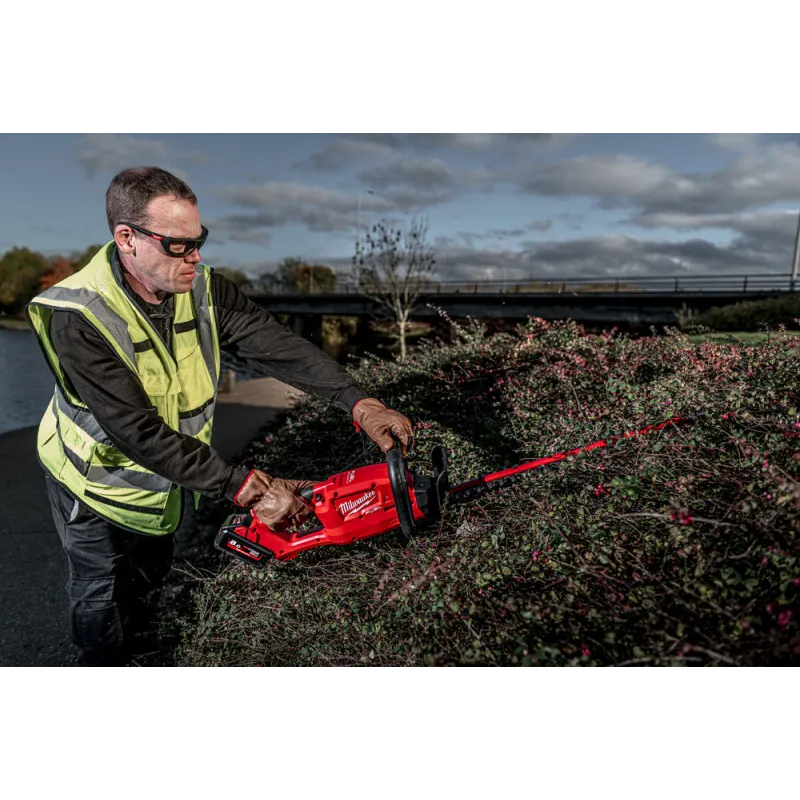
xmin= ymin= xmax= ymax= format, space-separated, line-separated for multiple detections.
xmin=48 ymin=249 xmax=368 ymax=502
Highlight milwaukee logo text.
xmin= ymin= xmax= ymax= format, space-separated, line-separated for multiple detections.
xmin=339 ymin=491 xmax=376 ymax=515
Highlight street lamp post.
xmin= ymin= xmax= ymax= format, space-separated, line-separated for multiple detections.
xmin=792 ymin=204 xmax=800 ymax=291
xmin=355 ymin=189 xmax=373 ymax=292
xmin=356 ymin=192 xmax=362 ymax=291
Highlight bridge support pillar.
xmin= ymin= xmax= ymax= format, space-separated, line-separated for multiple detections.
xmin=289 ymin=314 xmax=324 ymax=347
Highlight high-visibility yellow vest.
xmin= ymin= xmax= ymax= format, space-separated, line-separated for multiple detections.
xmin=26 ymin=242 xmax=220 ymax=535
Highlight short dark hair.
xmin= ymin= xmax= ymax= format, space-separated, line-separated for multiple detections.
xmin=106 ymin=166 xmax=198 ymax=234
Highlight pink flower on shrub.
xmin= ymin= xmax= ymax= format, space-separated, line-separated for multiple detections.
xmin=778 ymin=610 xmax=793 ymax=627
xmin=581 ymin=644 xmax=591 ymax=657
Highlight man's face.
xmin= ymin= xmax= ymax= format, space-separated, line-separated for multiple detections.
xmin=117 ymin=195 xmax=204 ymax=295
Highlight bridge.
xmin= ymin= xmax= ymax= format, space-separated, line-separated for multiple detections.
xmin=243 ymin=272 xmax=800 ymax=340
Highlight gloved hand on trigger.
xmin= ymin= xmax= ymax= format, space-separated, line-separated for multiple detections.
xmin=234 ymin=469 xmax=315 ymax=530
xmin=352 ymin=398 xmax=414 ymax=455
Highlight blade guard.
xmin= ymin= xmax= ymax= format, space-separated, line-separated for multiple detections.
xmin=387 ymin=444 xmax=415 ymax=543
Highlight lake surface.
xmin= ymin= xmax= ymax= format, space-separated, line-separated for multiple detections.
xmin=0 ymin=329 xmax=57 ymax=436
xmin=0 ymin=327 xmax=267 ymax=436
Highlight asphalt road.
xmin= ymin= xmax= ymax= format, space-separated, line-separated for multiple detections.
xmin=0 ymin=379 xmax=299 ymax=667
xmin=0 ymin=426 xmax=76 ymax=666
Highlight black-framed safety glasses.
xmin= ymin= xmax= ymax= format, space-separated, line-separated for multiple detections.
xmin=122 ymin=221 xmax=209 ymax=257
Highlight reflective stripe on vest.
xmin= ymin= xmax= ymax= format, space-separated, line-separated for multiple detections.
xmin=52 ymin=393 xmax=172 ymax=494
xmin=26 ymin=242 xmax=220 ymax=535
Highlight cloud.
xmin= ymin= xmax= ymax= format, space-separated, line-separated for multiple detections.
xmin=74 ymin=134 xmax=204 ymax=178
xmin=208 ymin=136 xmax=800 ymax=276
xmin=225 ymin=228 xmax=273 ymax=246
xmin=304 ymin=139 xmax=466 ymax=212
xmin=517 ymin=236 xmax=737 ymax=276
xmin=515 ymin=140 xmax=800 ymax=217
xmin=302 ymin=145 xmax=489 ymax=210
xmin=381 ymin=186 xmax=458 ymax=211
xmin=708 ymin=133 xmax=762 ymax=152
xmin=237 ymin=223 xmax=792 ymax=285
xmin=346 ymin=132 xmax=553 ymax=153
xmin=426 ymin=227 xmax=794 ymax=285
xmin=518 ymin=154 xmax=675 ymax=200
xmin=358 ymin=154 xmax=506 ymax=210
xmin=216 ymin=181 xmax=371 ymax=212
xmin=360 ymin=155 xmax=456 ymax=191
xmin=303 ymin=138 xmax=399 ymax=171
xmin=434 ymin=235 xmax=460 ymax=249
xmin=455 ymin=220 xmax=555 ymax=247
xmin=648 ymin=142 xmax=800 ymax=214
xmin=212 ymin=181 xmax=393 ymax=240
xmin=402 ymin=133 xmax=552 ymax=151
xmin=297 ymin=134 xmax=570 ymax=216
xmin=632 ymin=208 xmax=799 ymax=242
xmin=213 ymin=176 xmax=457 ymax=243
xmin=355 ymin=154 xmax=465 ymax=210
xmin=76 ymin=134 xmax=169 ymax=176
xmin=301 ymin=133 xmax=561 ymax=175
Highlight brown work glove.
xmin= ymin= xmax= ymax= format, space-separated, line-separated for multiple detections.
xmin=252 ymin=478 xmax=315 ymax=530
xmin=352 ymin=398 xmax=414 ymax=455
xmin=233 ymin=468 xmax=274 ymax=507
xmin=233 ymin=469 xmax=315 ymax=530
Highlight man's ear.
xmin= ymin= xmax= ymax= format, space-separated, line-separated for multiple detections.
xmin=114 ymin=224 xmax=136 ymax=256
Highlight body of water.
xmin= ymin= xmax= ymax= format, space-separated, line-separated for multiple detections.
xmin=0 ymin=327 xmax=270 ymax=437
xmin=0 ymin=329 xmax=57 ymax=436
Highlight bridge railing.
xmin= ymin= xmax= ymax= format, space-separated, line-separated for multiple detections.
xmin=244 ymin=272 xmax=800 ymax=296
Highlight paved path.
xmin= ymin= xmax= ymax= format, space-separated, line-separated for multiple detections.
xmin=0 ymin=377 xmax=301 ymax=667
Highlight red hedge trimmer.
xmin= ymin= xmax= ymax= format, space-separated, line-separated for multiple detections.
xmin=215 ymin=413 xmax=701 ymax=566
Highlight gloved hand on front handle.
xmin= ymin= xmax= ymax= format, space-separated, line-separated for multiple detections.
xmin=233 ymin=469 xmax=315 ymax=530
xmin=352 ymin=398 xmax=414 ymax=455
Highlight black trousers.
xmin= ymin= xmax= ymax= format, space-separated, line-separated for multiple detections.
xmin=44 ymin=472 xmax=174 ymax=667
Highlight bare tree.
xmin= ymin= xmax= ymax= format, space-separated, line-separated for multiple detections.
xmin=353 ymin=217 xmax=436 ymax=360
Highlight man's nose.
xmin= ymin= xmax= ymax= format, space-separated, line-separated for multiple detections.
xmin=186 ymin=248 xmax=202 ymax=263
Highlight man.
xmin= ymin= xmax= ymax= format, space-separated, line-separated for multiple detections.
xmin=26 ymin=166 xmax=413 ymax=667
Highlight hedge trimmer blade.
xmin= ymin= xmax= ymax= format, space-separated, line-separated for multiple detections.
xmin=447 ymin=413 xmax=702 ymax=503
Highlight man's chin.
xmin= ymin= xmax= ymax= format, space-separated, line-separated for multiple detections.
xmin=171 ymin=275 xmax=196 ymax=293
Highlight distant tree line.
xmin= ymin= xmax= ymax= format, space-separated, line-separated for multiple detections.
xmin=0 ymin=244 xmax=103 ymax=314
xmin=0 ymin=245 xmax=341 ymax=317
xmin=246 ymin=257 xmax=338 ymax=293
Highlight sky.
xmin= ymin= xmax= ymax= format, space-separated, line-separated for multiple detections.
xmin=1 ymin=132 xmax=799 ymax=284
